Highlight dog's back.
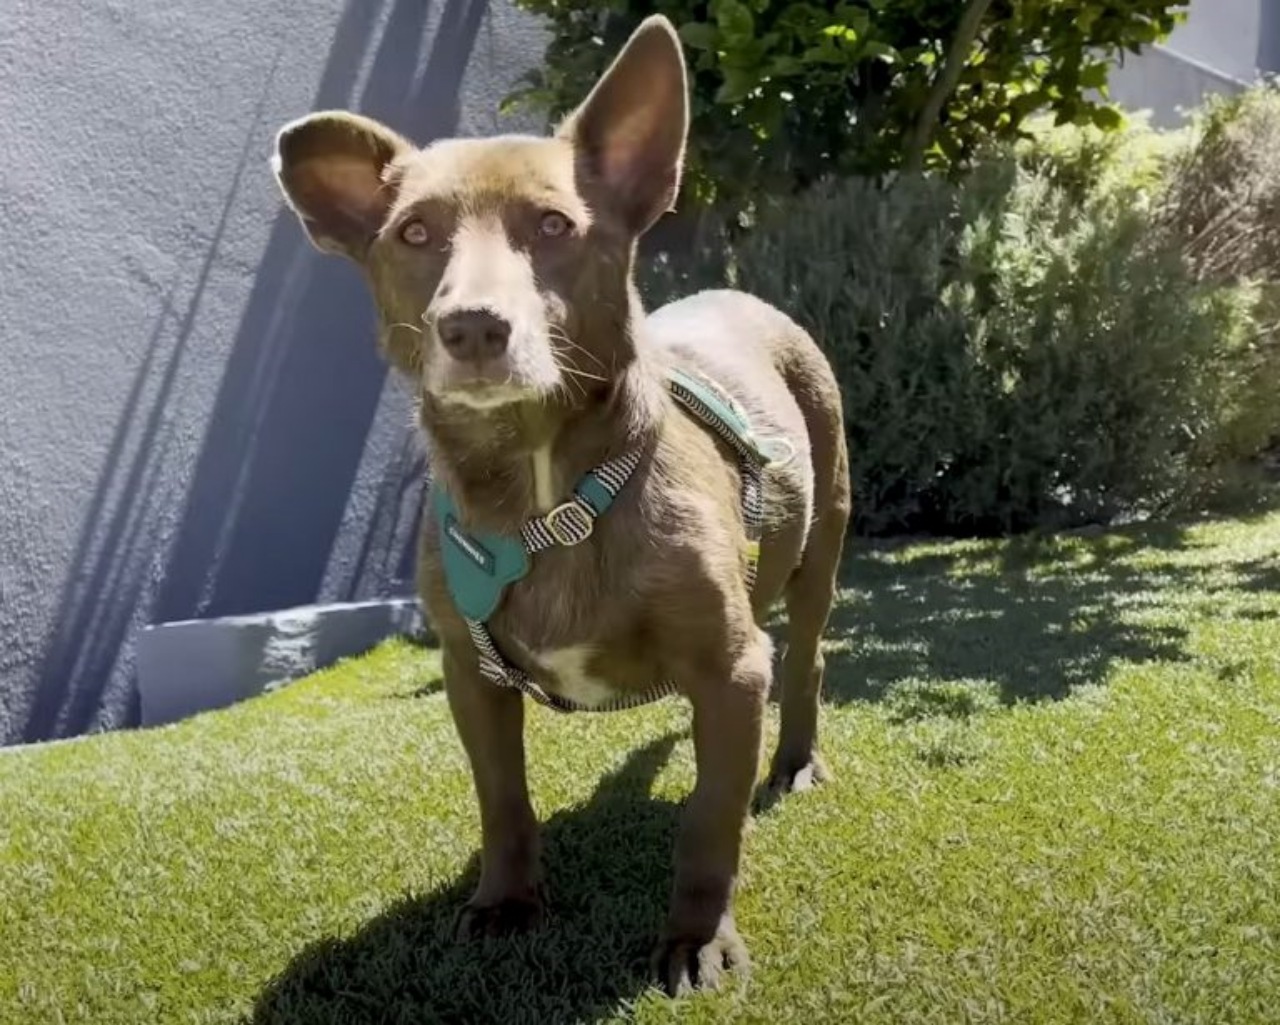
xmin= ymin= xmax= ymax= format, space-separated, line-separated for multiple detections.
xmin=646 ymin=288 xmax=849 ymax=613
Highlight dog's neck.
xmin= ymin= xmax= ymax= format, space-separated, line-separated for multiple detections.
xmin=421 ymin=327 xmax=665 ymax=534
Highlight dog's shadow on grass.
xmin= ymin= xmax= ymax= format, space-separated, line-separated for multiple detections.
xmin=251 ymin=733 xmax=684 ymax=1025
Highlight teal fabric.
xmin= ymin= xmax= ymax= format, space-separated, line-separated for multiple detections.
xmin=575 ymin=473 xmax=613 ymax=514
xmin=667 ymin=366 xmax=763 ymax=460
xmin=432 ymin=486 xmax=530 ymax=622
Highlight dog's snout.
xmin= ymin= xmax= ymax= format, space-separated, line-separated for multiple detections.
xmin=437 ymin=308 xmax=511 ymax=362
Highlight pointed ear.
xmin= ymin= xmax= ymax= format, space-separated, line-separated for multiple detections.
xmin=272 ymin=111 xmax=413 ymax=258
xmin=558 ymin=15 xmax=689 ymax=235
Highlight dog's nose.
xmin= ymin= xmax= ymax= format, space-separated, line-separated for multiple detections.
xmin=436 ymin=308 xmax=511 ymax=361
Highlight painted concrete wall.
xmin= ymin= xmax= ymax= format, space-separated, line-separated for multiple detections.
xmin=0 ymin=0 xmax=544 ymax=744
xmin=1170 ymin=0 xmax=1264 ymax=80
xmin=1109 ymin=0 xmax=1279 ymax=124
xmin=1109 ymin=44 xmax=1246 ymax=128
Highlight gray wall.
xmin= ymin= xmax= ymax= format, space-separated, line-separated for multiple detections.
xmin=0 ymin=0 xmax=543 ymax=744
xmin=1109 ymin=0 xmax=1280 ymax=124
xmin=1171 ymin=0 xmax=1263 ymax=79
xmin=1109 ymin=44 xmax=1246 ymax=128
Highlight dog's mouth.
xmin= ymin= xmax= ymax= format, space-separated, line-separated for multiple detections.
xmin=429 ymin=354 xmax=553 ymax=408
xmin=437 ymin=377 xmax=541 ymax=410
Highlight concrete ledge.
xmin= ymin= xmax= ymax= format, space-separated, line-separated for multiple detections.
xmin=136 ymin=599 xmax=431 ymax=728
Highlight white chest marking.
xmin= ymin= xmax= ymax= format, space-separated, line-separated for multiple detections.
xmin=532 ymin=445 xmax=555 ymax=512
xmin=536 ymin=645 xmax=619 ymax=709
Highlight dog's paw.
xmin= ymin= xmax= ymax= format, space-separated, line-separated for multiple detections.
xmin=652 ymin=916 xmax=750 ymax=996
xmin=454 ymin=894 xmax=544 ymax=940
xmin=757 ymin=754 xmax=831 ymax=811
xmin=768 ymin=755 xmax=830 ymax=793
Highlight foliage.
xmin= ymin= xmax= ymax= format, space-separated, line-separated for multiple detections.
xmin=506 ymin=0 xmax=1187 ymax=215
xmin=1012 ymin=109 xmax=1186 ymax=206
xmin=1152 ymin=86 xmax=1280 ymax=475
xmin=645 ymin=116 xmax=1275 ymax=536
xmin=1157 ymin=85 xmax=1280 ymax=284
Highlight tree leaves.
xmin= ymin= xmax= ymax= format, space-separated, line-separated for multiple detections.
xmin=506 ymin=0 xmax=1189 ymax=216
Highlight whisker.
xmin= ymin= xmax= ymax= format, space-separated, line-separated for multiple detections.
xmin=550 ymin=356 xmax=589 ymax=398
xmin=548 ymin=329 xmax=606 ymax=368
xmin=549 ymin=347 xmax=609 ymax=385
xmin=561 ymin=365 xmax=608 ymax=383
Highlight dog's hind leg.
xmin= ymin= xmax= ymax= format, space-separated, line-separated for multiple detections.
xmin=766 ymin=378 xmax=851 ymax=798
xmin=765 ymin=505 xmax=847 ymax=795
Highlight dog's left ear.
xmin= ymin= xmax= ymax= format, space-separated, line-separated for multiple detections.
xmin=558 ymin=15 xmax=689 ymax=235
xmin=273 ymin=111 xmax=413 ymax=259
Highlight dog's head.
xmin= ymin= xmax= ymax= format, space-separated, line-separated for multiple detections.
xmin=273 ymin=16 xmax=688 ymax=413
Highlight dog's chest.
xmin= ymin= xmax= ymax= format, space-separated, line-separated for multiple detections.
xmin=528 ymin=644 xmax=620 ymax=709
xmin=501 ymin=597 xmax=657 ymax=708
xmin=492 ymin=549 xmax=668 ymax=708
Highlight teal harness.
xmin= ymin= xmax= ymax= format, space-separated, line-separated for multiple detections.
xmin=432 ymin=366 xmax=779 ymax=713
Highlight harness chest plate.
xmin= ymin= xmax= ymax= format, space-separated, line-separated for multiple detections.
xmin=432 ymin=487 xmax=531 ymax=623
xmin=430 ymin=366 xmax=771 ymax=713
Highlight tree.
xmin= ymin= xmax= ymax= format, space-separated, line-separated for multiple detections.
xmin=505 ymin=0 xmax=1188 ymax=216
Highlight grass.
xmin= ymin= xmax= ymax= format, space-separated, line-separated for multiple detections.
xmin=3 ymin=508 xmax=1280 ymax=1024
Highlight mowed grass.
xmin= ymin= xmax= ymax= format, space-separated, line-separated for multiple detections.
xmin=3 ymin=509 xmax=1280 ymax=1024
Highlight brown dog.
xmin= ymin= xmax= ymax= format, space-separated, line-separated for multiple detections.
xmin=273 ymin=15 xmax=850 ymax=995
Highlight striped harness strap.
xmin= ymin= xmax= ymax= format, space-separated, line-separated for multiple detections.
xmin=434 ymin=366 xmax=777 ymax=714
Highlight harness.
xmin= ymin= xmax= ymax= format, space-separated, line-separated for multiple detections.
xmin=432 ymin=366 xmax=781 ymax=713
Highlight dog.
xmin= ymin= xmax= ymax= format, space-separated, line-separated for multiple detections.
xmin=272 ymin=14 xmax=850 ymax=995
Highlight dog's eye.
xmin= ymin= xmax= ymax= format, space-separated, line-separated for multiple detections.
xmin=400 ymin=220 xmax=431 ymax=246
xmin=538 ymin=212 xmax=572 ymax=239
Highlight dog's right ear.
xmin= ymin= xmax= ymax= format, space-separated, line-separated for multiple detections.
xmin=273 ymin=112 xmax=412 ymax=259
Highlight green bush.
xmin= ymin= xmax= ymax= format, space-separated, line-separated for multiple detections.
xmin=1012 ymin=111 xmax=1186 ymax=208
xmin=507 ymin=0 xmax=1187 ymax=216
xmin=1154 ymin=87 xmax=1280 ymax=475
xmin=1158 ymin=87 xmax=1280 ymax=284
xmin=643 ymin=127 xmax=1269 ymax=535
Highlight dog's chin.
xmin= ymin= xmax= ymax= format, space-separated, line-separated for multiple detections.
xmin=433 ymin=380 xmax=544 ymax=412
xmin=428 ymin=350 xmax=562 ymax=412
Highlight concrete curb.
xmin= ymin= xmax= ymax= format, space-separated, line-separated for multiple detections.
xmin=136 ymin=599 xmax=432 ymax=728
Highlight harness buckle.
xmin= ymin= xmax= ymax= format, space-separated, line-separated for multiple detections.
xmin=544 ymin=499 xmax=594 ymax=546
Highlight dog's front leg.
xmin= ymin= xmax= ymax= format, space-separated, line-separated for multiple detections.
xmin=655 ymin=629 xmax=770 ymax=995
xmin=443 ymin=644 xmax=543 ymax=938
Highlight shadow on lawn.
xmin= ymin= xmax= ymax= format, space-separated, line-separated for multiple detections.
xmin=252 ymin=733 xmax=684 ymax=1025
xmin=396 ymin=511 xmax=1277 ymax=715
xmin=1239 ymin=556 xmax=1280 ymax=594
xmin=813 ymin=518 xmax=1261 ymax=706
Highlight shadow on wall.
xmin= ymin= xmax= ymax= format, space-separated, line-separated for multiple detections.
xmin=1260 ymin=0 xmax=1280 ymax=76
xmin=21 ymin=0 xmax=490 ymax=743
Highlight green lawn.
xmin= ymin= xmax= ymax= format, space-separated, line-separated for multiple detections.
xmin=3 ymin=508 xmax=1280 ymax=1024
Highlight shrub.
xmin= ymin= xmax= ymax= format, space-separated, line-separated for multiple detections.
xmin=1154 ymin=87 xmax=1280 ymax=470
xmin=506 ymin=0 xmax=1187 ymax=216
xmin=1012 ymin=111 xmax=1186 ymax=208
xmin=642 ymin=135 xmax=1267 ymax=536
xmin=1158 ymin=86 xmax=1280 ymax=284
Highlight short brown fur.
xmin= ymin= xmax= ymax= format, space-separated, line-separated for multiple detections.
xmin=273 ymin=15 xmax=851 ymax=995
